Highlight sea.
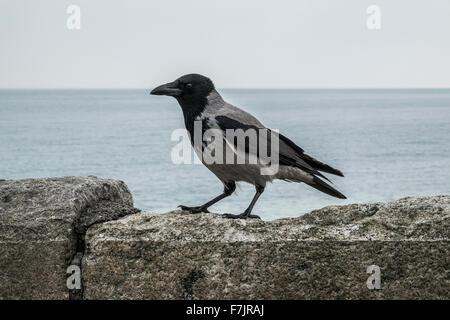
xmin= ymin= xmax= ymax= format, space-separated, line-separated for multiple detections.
xmin=1 ymin=89 xmax=449 ymax=220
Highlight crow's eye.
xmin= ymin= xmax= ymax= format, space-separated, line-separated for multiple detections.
xmin=185 ymin=83 xmax=193 ymax=89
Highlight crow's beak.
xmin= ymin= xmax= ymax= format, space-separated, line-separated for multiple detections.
xmin=150 ymin=81 xmax=182 ymax=97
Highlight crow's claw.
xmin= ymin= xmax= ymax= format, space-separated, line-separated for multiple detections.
xmin=222 ymin=213 xmax=261 ymax=220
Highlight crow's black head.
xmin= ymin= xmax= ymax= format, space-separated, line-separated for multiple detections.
xmin=151 ymin=74 xmax=215 ymax=102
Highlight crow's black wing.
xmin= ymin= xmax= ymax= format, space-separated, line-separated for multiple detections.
xmin=215 ymin=115 xmax=333 ymax=181
xmin=278 ymin=133 xmax=344 ymax=177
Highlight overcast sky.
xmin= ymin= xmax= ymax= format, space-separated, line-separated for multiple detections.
xmin=1 ymin=0 xmax=449 ymax=88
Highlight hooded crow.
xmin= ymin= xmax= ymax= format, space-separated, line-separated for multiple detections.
xmin=151 ymin=74 xmax=346 ymax=219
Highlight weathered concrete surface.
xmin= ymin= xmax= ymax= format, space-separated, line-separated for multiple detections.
xmin=83 ymin=196 xmax=449 ymax=299
xmin=0 ymin=176 xmax=139 ymax=299
xmin=1 ymin=177 xmax=448 ymax=300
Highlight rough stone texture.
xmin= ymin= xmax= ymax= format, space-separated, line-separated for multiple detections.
xmin=1 ymin=177 xmax=448 ymax=300
xmin=0 ymin=176 xmax=138 ymax=299
xmin=83 ymin=195 xmax=449 ymax=300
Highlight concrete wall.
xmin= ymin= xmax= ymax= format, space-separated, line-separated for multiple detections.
xmin=1 ymin=177 xmax=448 ymax=299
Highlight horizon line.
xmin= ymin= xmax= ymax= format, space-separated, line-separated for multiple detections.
xmin=1 ymin=87 xmax=450 ymax=90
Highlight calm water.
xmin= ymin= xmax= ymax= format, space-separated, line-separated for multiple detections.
xmin=1 ymin=89 xmax=449 ymax=220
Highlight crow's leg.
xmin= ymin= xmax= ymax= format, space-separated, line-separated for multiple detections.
xmin=178 ymin=181 xmax=236 ymax=214
xmin=223 ymin=185 xmax=264 ymax=219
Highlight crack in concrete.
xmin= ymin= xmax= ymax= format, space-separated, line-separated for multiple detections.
xmin=68 ymin=200 xmax=140 ymax=300
xmin=181 ymin=270 xmax=205 ymax=300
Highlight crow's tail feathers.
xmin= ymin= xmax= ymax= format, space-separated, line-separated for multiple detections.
xmin=308 ymin=176 xmax=347 ymax=199
xmin=302 ymin=154 xmax=344 ymax=177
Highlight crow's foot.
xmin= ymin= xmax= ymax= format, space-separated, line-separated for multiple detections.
xmin=222 ymin=212 xmax=261 ymax=219
xmin=177 ymin=205 xmax=210 ymax=214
